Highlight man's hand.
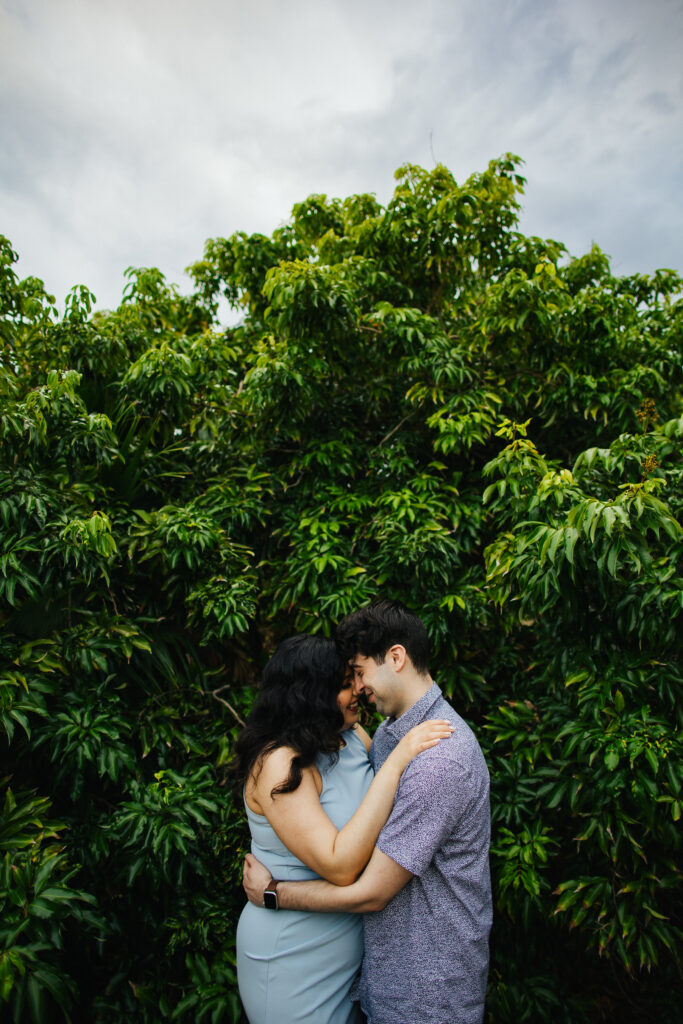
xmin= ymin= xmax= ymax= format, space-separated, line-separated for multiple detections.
xmin=243 ymin=853 xmax=272 ymax=906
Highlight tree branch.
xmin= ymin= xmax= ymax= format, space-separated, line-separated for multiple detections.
xmin=210 ymin=685 xmax=246 ymax=727
xmin=377 ymin=410 xmax=416 ymax=448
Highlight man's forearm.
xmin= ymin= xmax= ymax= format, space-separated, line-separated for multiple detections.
xmin=243 ymin=847 xmax=412 ymax=913
xmin=276 ymin=875 xmax=384 ymax=914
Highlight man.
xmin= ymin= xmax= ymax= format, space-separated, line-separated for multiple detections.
xmin=243 ymin=600 xmax=492 ymax=1024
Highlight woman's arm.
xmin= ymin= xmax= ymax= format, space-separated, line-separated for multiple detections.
xmin=250 ymin=719 xmax=453 ymax=886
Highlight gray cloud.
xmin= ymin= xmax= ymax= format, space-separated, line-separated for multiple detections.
xmin=1 ymin=0 xmax=681 ymax=312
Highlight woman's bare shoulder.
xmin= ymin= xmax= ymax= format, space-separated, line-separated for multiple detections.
xmin=251 ymin=744 xmax=297 ymax=786
xmin=353 ymin=724 xmax=373 ymax=753
xmin=249 ymin=745 xmax=321 ymax=806
xmin=258 ymin=744 xmax=298 ymax=770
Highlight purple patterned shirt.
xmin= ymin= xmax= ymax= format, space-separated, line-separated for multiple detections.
xmin=360 ymin=684 xmax=492 ymax=1024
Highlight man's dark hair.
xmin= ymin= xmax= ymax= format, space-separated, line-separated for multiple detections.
xmin=336 ymin=600 xmax=430 ymax=674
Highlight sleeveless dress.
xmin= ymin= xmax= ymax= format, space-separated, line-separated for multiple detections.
xmin=236 ymin=727 xmax=374 ymax=1024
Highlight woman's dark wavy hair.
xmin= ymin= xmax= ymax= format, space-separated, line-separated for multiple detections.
xmin=233 ymin=634 xmax=346 ymax=797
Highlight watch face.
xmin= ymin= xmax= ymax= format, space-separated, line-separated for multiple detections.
xmin=264 ymin=889 xmax=278 ymax=910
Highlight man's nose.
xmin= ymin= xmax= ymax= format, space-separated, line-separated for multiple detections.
xmin=352 ymin=676 xmax=364 ymax=696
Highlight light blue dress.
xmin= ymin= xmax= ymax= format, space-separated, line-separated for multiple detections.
xmin=236 ymin=727 xmax=374 ymax=1024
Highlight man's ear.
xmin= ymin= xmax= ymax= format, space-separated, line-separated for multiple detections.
xmin=388 ymin=644 xmax=407 ymax=671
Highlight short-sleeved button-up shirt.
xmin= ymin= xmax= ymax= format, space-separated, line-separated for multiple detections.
xmin=359 ymin=683 xmax=492 ymax=1024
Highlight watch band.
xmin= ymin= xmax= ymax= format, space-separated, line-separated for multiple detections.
xmin=263 ymin=879 xmax=281 ymax=910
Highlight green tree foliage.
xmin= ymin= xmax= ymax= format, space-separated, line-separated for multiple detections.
xmin=1 ymin=156 xmax=681 ymax=1021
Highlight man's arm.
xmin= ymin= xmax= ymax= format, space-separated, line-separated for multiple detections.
xmin=243 ymin=847 xmax=413 ymax=914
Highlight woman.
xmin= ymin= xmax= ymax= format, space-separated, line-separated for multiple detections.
xmin=234 ymin=634 xmax=452 ymax=1024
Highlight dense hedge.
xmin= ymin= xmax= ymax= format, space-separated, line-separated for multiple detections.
xmin=1 ymin=156 xmax=682 ymax=1022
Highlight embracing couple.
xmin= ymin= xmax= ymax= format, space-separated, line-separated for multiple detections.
xmin=235 ymin=600 xmax=492 ymax=1024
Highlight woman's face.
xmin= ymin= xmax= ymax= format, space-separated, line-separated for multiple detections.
xmin=337 ymin=672 xmax=360 ymax=730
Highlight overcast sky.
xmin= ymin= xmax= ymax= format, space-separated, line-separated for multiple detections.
xmin=2 ymin=0 xmax=682 ymax=314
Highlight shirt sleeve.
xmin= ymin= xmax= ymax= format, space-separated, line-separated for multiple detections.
xmin=376 ymin=753 xmax=470 ymax=876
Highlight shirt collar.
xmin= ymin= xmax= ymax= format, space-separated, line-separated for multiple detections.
xmin=384 ymin=682 xmax=443 ymax=741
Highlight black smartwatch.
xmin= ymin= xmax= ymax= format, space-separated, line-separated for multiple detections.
xmin=263 ymin=879 xmax=281 ymax=910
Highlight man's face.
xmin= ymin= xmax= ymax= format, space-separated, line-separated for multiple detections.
xmin=351 ymin=652 xmax=401 ymax=717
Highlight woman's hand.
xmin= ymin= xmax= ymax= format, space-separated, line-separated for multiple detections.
xmin=390 ymin=719 xmax=454 ymax=772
